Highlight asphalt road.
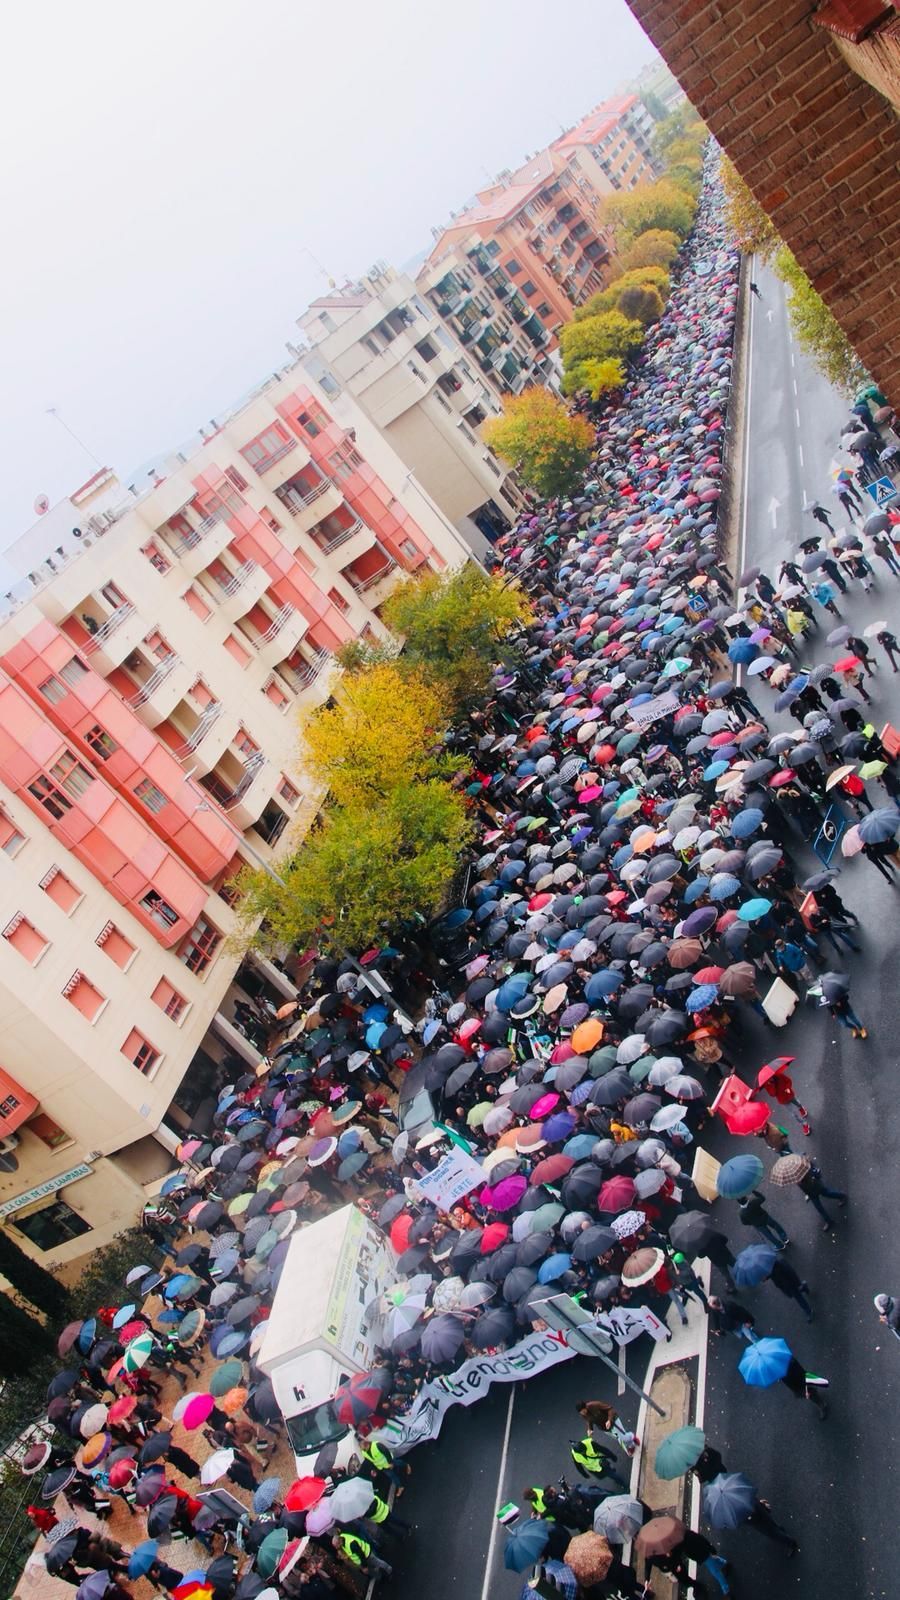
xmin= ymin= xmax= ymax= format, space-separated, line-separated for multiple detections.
xmin=702 ymin=262 xmax=900 ymax=1599
xmin=389 ymin=267 xmax=900 ymax=1600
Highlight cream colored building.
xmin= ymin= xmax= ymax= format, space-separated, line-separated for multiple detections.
xmin=0 ymin=361 xmax=470 ymax=1268
xmin=297 ymin=264 xmax=527 ymax=551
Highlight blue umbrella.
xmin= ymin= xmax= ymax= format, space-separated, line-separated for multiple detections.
xmin=737 ymin=897 xmax=772 ymax=922
xmin=858 ymin=806 xmax=900 ymax=844
xmin=519 ymin=1561 xmax=577 ymax=1600
xmin=709 ymin=874 xmax=741 ymax=901
xmin=731 ymin=808 xmax=764 ymax=839
xmin=112 ymin=1304 xmax=137 ymax=1330
xmin=585 ymin=970 xmax=623 ymax=1001
xmin=716 ymin=1155 xmax=765 ymax=1199
xmin=685 ymin=983 xmax=719 ymax=1013
xmin=160 ymin=1174 xmax=189 ymax=1196
xmin=537 ymin=1253 xmax=573 ymax=1284
xmin=683 ymin=876 xmax=710 ymax=904
xmin=496 ymin=975 xmax=532 ymax=1013
xmin=127 ymin=1541 xmax=159 ymax=1580
xmin=703 ymin=760 xmax=730 ymax=780
xmin=731 ymin=1243 xmax=778 ymax=1287
xmin=362 ymin=1003 xmax=389 ymax=1023
xmin=563 ymin=1134 xmax=600 ymax=1160
xmin=728 ymin=638 xmax=759 ymax=664
xmin=365 ymin=1022 xmax=386 ymax=1050
xmin=738 ymin=1336 xmax=793 ymax=1387
xmin=702 ymin=1472 xmax=757 ymax=1530
xmin=504 ymin=1519 xmax=551 ymax=1573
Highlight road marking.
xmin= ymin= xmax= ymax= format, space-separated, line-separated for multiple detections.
xmin=798 ymin=444 xmax=804 ymax=467
xmin=790 ymin=348 xmax=795 ymax=368
xmin=618 ymin=1341 xmax=626 ymax=1396
xmin=480 ymin=1384 xmax=517 ymax=1600
xmin=792 ymin=378 xmax=798 ymax=396
xmin=795 ymin=407 xmax=801 ymax=428
xmin=767 ymin=495 xmax=781 ymax=528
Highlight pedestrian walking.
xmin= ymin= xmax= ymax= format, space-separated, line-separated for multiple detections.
xmin=823 ymin=984 xmax=869 ymax=1036
xmin=738 ymin=1189 xmax=789 ymax=1249
xmin=749 ymin=281 xmax=761 ymax=299
xmin=704 ymin=1229 xmax=738 ymax=1285
xmin=797 ymin=1161 xmax=848 ymax=1231
xmin=871 ymin=534 xmax=900 ymax=576
xmin=863 ymin=839 xmax=899 ymax=883
xmin=808 ymin=501 xmax=835 ymax=533
xmin=708 ymin=1295 xmax=756 ymax=1341
xmin=575 ymin=1399 xmax=638 ymax=1456
xmin=568 ymin=1432 xmax=629 ymax=1488
xmin=877 ymin=628 xmax=900 ymax=671
xmin=332 ymin=1530 xmax=392 ymax=1584
xmin=780 ymin=1353 xmax=829 ymax=1419
xmin=761 ymin=1065 xmax=811 ymax=1135
xmin=769 ymin=1256 xmax=814 ymax=1321
xmin=873 ymin=1292 xmax=900 ymax=1343
xmin=758 ymin=1118 xmax=794 ymax=1156
xmin=746 ymin=1496 xmax=800 ymax=1554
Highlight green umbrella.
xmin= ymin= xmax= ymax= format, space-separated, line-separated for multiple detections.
xmin=257 ymin=1527 xmax=289 ymax=1579
xmin=528 ymin=1201 xmax=566 ymax=1232
xmin=209 ymin=1359 xmax=244 ymax=1397
xmin=467 ymin=1102 xmax=493 ymax=1128
xmin=655 ymin=1425 xmax=706 ymax=1480
xmin=122 ymin=1331 xmax=154 ymax=1372
xmin=227 ymin=1192 xmax=254 ymax=1216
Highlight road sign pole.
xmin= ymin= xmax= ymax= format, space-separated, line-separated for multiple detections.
xmin=537 ymin=1294 xmax=667 ymax=1417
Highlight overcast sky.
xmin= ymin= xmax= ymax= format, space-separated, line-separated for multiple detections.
xmin=0 ymin=0 xmax=656 ymax=551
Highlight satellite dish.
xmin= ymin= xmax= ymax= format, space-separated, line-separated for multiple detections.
xmin=34 ymin=495 xmax=50 ymax=516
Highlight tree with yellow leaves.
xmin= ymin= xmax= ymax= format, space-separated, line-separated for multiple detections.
xmin=302 ymin=661 xmax=459 ymax=807
xmin=484 ymin=388 xmax=594 ymax=500
xmin=719 ymin=157 xmax=780 ymax=262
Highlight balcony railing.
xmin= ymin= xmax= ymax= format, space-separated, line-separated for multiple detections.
xmin=175 ymin=702 xmax=223 ymax=756
xmin=82 ymin=603 xmax=135 ymax=652
xmin=252 ymin=439 xmax=298 ymax=474
xmin=126 ymin=653 xmax=180 ymax=707
xmin=218 ymin=560 xmax=259 ymax=597
xmin=349 ymin=561 xmax=395 ymax=594
xmin=287 ymin=648 xmax=332 ymax=691
xmin=258 ymin=604 xmax=296 ymax=644
xmin=177 ymin=515 xmax=221 ymax=552
xmin=317 ymin=520 xmax=365 ymax=554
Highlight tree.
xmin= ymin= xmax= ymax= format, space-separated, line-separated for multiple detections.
xmin=560 ymin=310 xmax=645 ymax=368
xmin=0 ymin=1231 xmax=68 ymax=1320
xmin=774 ymin=249 xmax=869 ymax=394
xmin=561 ymin=356 xmax=626 ymax=403
xmin=483 ymin=388 xmax=595 ymax=500
xmin=0 ymin=1291 xmax=52 ymax=1378
xmin=575 ymin=267 xmax=670 ymax=321
xmin=600 ymin=179 xmax=697 ymax=247
xmin=235 ymin=781 xmax=473 ymax=956
xmin=652 ymin=104 xmax=707 ymax=162
xmin=720 ymin=157 xmax=780 ymax=262
xmin=616 ymin=284 xmax=665 ymax=327
xmin=302 ymin=663 xmax=457 ymax=807
xmin=618 ymin=229 xmax=681 ymax=272
xmin=662 ymin=136 xmax=705 ymax=196
xmin=381 ymin=565 xmax=531 ymax=714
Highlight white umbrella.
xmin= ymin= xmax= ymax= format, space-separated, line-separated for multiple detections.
xmin=329 ymin=1477 xmax=376 ymax=1523
xmin=200 ymin=1449 xmax=234 ymax=1484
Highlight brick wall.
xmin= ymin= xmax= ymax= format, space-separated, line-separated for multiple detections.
xmin=625 ymin=0 xmax=900 ymax=401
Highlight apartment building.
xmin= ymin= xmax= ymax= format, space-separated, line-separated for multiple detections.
xmin=297 ymin=264 xmax=526 ymax=548
xmin=0 ymin=365 xmax=469 ymax=1267
xmin=551 ymin=93 xmax=660 ymax=193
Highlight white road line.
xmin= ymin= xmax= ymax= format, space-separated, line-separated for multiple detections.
xmin=790 ymin=348 xmax=796 ymax=368
xmin=798 ymin=444 xmax=805 ymax=467
xmin=795 ymin=407 xmax=801 ymax=428
xmin=618 ymin=1341 xmax=627 ymax=1396
xmin=792 ymin=378 xmax=798 ymax=396
xmin=480 ymin=1384 xmax=517 ymax=1600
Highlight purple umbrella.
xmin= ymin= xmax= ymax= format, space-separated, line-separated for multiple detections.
xmin=480 ymin=1174 xmax=528 ymax=1212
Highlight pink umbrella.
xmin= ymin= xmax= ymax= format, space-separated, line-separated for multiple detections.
xmin=530 ymin=1093 xmax=560 ymax=1120
xmin=597 ymin=1176 xmax=637 ymax=1212
xmin=579 ymin=785 xmax=603 ymax=803
xmin=480 ymin=1174 xmax=528 ymax=1212
xmin=181 ymin=1393 xmax=216 ymax=1430
xmin=841 ymin=825 xmax=863 ymax=858
xmin=458 ymin=1017 xmax=482 ymax=1042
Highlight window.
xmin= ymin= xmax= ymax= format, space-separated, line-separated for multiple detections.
xmin=141 ymin=541 xmax=171 ymax=575
xmin=486 ymin=240 xmax=501 ymax=256
xmin=38 ymin=674 xmax=67 ymax=705
xmin=179 ymin=916 xmax=222 ymax=975
xmin=140 ymin=891 xmax=179 ymax=932
xmin=241 ymin=425 xmax=292 ymax=470
xmin=50 ymin=753 xmax=94 ymax=800
xmin=152 ymin=978 xmax=189 ymax=1022
xmin=134 ymin=778 xmax=169 ymax=815
xmin=40 ymin=868 xmax=81 ymax=914
xmin=399 ymin=538 xmax=419 ymax=560
xmin=201 ymin=485 xmax=244 ymax=521
xmin=264 ymin=679 xmax=289 ymax=710
xmin=0 ymin=810 xmax=25 ymax=857
xmin=224 ymin=635 xmax=251 ymax=668
xmin=122 ymin=1029 xmax=161 ymax=1075
xmin=63 ymin=972 xmax=105 ymax=1021
xmin=296 ymin=405 xmax=329 ymax=438
xmin=143 ymin=631 xmax=174 ymax=663
xmin=13 ymin=1199 xmax=90 ymax=1251
xmin=190 ymin=679 xmax=215 ymax=709
xmin=256 ymin=803 xmax=288 ymax=846
xmin=537 ymin=302 xmax=552 ymax=318
xmin=327 ymin=587 xmax=349 ymax=614
xmin=85 ymin=725 xmax=118 ymax=761
xmin=100 ymin=581 xmax=127 ymax=609
xmin=225 ymin=465 xmax=250 ymax=493
xmin=521 ymin=280 xmax=537 ymax=297
xmin=59 ymin=657 xmax=87 ymax=689
xmin=182 ymin=586 xmax=212 ymax=622
xmin=29 ymin=1113 xmax=72 ymax=1149
xmin=96 ymin=922 xmax=136 ymax=968
xmin=278 ymin=777 xmax=300 ymax=807
xmin=505 ymin=260 xmax=522 ymax=277
xmin=234 ymin=728 xmax=260 ymax=759
xmin=28 ymin=775 xmax=71 ymax=820
xmin=2 ymin=917 xmax=48 ymax=964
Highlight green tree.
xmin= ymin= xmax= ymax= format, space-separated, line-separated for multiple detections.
xmin=235 ymin=781 xmax=473 ymax=956
xmin=0 ymin=1292 xmax=52 ymax=1377
xmin=302 ymin=663 xmax=457 ymax=807
xmin=774 ymin=248 xmax=869 ymax=394
xmin=560 ymin=310 xmax=646 ymax=396
xmin=618 ymin=229 xmax=681 ymax=272
xmin=600 ymin=178 xmax=697 ymax=247
xmin=652 ymin=103 xmax=707 ymax=161
xmin=720 ymin=156 xmax=780 ymax=262
xmin=483 ymin=388 xmax=595 ymax=500
xmin=0 ymin=1230 xmax=69 ymax=1320
xmin=561 ymin=356 xmax=626 ymax=403
xmin=575 ymin=267 xmax=669 ymax=321
xmin=381 ymin=565 xmax=531 ymax=714
xmin=616 ymin=284 xmax=665 ymax=326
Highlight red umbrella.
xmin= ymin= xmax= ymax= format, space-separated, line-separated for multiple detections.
xmin=107 ymin=1396 xmax=138 ymax=1425
xmin=597 ymin=1176 xmax=637 ymax=1212
xmin=530 ymin=1154 xmax=574 ymax=1187
xmin=757 ymin=1056 xmax=795 ymax=1087
xmin=480 ymin=1221 xmax=511 ymax=1253
xmin=693 ymin=965 xmax=725 ymax=985
xmin=725 ymin=1101 xmax=770 ymax=1135
xmin=284 ymin=1476 xmax=327 ymax=1512
xmin=833 ymin=655 xmax=862 ymax=672
xmin=389 ymin=1214 xmax=414 ymax=1253
xmin=334 ymin=1368 xmax=392 ymax=1425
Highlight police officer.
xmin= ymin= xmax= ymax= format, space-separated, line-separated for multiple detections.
xmin=332 ymin=1530 xmax=392 ymax=1583
xmin=569 ymin=1434 xmax=629 ymax=1488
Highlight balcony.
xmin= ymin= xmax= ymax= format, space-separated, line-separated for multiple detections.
xmin=316 ymin=520 xmax=378 ymax=571
xmin=249 ymin=437 xmax=307 ymax=490
xmin=276 ymin=478 xmax=345 ymax=541
xmin=216 ymin=560 xmax=269 ymax=622
xmin=348 ymin=556 xmax=399 ymax=598
xmin=225 ymin=754 xmax=278 ymax=831
xmin=283 ymin=647 xmax=332 ymax=694
xmin=173 ymin=703 xmax=238 ymax=776
xmin=254 ymin=604 xmax=308 ymax=670
xmin=125 ymin=654 xmax=193 ymax=726
xmin=175 ymin=515 xmax=232 ymax=579
xmin=80 ymin=603 xmax=145 ymax=672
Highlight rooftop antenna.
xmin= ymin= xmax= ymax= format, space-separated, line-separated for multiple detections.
xmin=303 ymin=246 xmax=337 ymax=290
xmin=45 ymin=407 xmax=104 ymax=471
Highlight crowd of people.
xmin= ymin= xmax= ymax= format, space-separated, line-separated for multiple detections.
xmin=21 ymin=153 xmax=900 ymax=1600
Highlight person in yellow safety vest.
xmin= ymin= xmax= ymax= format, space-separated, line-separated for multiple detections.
xmin=365 ymin=1489 xmax=411 ymax=1538
xmin=569 ymin=1434 xmax=629 ymax=1488
xmin=360 ymin=1437 xmax=410 ymax=1492
xmin=523 ymin=1486 xmax=556 ymax=1519
xmin=332 ymin=1531 xmax=392 ymax=1581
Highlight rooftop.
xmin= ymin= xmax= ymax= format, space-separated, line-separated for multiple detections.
xmin=552 ymin=92 xmax=639 ymax=151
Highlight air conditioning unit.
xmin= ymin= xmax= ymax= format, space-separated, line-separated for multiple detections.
xmin=0 ymin=1134 xmax=20 ymax=1154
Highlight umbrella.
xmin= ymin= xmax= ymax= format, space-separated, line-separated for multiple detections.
xmin=200 ymin=1448 xmax=235 ymax=1483
xmin=858 ymin=807 xmax=900 ymax=844
xmin=257 ymin=1529 xmax=289 ymax=1580
xmin=564 ymin=1533 xmax=613 ymax=1584
xmin=252 ymin=1477 xmax=283 ymax=1513
xmin=284 ymin=1476 xmax=327 ymax=1511
xmin=127 ymin=1540 xmax=160 ymax=1580
xmin=770 ymin=1153 xmax=811 ymax=1186
xmin=635 ymin=1517 xmax=685 ymax=1558
xmin=504 ymin=1519 xmax=551 ymax=1572
xmin=593 ymin=1495 xmax=644 ymax=1542
xmin=702 ymin=1472 xmax=757 ymax=1530
xmin=329 ymin=1476 xmax=376 ymax=1522
xmin=716 ymin=1154 xmax=764 ymax=1198
xmin=669 ymin=1213 xmax=713 ymax=1253
xmin=654 ymin=1425 xmax=706 ymax=1480
xmin=421 ymin=1315 xmax=466 ymax=1362
xmin=334 ymin=1368 xmax=392 ymax=1425
xmin=738 ymin=1336 xmax=793 ymax=1387
xmin=731 ymin=1243 xmax=778 ymax=1287
xmin=621 ymin=1247 xmax=664 ymax=1286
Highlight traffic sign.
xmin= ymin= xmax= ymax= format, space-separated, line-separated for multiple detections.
xmin=813 ymin=802 xmax=847 ymax=864
xmin=865 ymin=476 xmax=898 ymax=507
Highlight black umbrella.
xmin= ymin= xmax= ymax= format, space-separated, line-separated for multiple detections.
xmin=669 ymin=1213 xmax=715 ymax=1253
xmin=561 ymin=1166 xmax=605 ymax=1208
xmin=146 ymin=1495 xmax=179 ymax=1537
xmin=138 ymin=1432 xmax=173 ymax=1466
xmin=589 ymin=1070 xmax=633 ymax=1105
xmin=571 ymin=1225 xmax=617 ymax=1261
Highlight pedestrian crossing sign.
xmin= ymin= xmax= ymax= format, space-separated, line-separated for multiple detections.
xmin=865 ymin=475 xmax=897 ymax=506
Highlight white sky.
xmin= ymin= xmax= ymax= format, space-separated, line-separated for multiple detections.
xmin=0 ymin=0 xmax=656 ymax=553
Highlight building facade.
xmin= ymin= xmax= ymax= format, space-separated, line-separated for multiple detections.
xmin=0 ymin=366 xmax=469 ymax=1268
xmin=623 ymin=0 xmax=900 ymax=399
xmin=297 ymin=264 xmax=526 ymax=548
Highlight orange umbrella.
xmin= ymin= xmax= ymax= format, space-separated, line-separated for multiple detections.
xmin=571 ymin=1017 xmax=604 ymax=1054
xmin=220 ymin=1387 xmax=250 ymax=1416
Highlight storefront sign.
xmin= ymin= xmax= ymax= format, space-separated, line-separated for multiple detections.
xmin=414 ymin=1148 xmax=485 ymax=1210
xmin=0 ymin=1164 xmax=92 ymax=1218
